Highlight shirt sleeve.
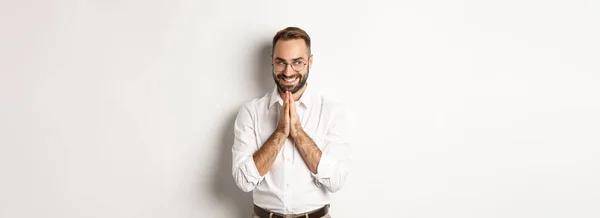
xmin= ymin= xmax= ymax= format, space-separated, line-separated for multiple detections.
xmin=231 ymin=103 xmax=264 ymax=192
xmin=311 ymin=101 xmax=352 ymax=193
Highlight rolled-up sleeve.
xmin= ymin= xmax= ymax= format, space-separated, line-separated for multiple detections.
xmin=311 ymin=102 xmax=352 ymax=193
xmin=231 ymin=104 xmax=264 ymax=192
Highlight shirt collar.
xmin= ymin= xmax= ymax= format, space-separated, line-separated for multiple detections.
xmin=268 ymin=84 xmax=313 ymax=110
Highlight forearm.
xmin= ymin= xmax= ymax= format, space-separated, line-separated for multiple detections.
xmin=253 ymin=130 xmax=286 ymax=176
xmin=293 ymin=127 xmax=322 ymax=174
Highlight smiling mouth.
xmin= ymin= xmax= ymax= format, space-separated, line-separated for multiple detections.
xmin=280 ymin=76 xmax=299 ymax=85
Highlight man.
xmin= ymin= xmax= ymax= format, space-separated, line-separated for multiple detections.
xmin=232 ymin=26 xmax=351 ymax=218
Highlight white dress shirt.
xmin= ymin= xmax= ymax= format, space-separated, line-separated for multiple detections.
xmin=231 ymin=84 xmax=351 ymax=214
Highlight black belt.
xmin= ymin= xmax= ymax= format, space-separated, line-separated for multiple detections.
xmin=253 ymin=204 xmax=329 ymax=218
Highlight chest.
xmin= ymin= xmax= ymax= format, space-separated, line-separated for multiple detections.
xmin=253 ymin=102 xmax=328 ymax=151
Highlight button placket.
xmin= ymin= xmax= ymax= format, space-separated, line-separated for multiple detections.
xmin=283 ymin=139 xmax=292 ymax=214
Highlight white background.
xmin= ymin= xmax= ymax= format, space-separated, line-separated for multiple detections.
xmin=1 ymin=0 xmax=599 ymax=217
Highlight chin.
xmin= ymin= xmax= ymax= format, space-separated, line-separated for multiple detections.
xmin=278 ymin=85 xmax=295 ymax=93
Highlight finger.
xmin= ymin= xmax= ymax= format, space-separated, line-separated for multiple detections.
xmin=281 ymin=92 xmax=287 ymax=115
xmin=285 ymin=91 xmax=290 ymax=115
xmin=288 ymin=91 xmax=293 ymax=116
xmin=284 ymin=91 xmax=287 ymax=107
xmin=290 ymin=94 xmax=296 ymax=117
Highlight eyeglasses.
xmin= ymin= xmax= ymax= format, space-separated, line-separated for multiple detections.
xmin=272 ymin=60 xmax=307 ymax=72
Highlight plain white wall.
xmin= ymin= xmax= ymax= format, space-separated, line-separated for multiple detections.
xmin=1 ymin=0 xmax=599 ymax=217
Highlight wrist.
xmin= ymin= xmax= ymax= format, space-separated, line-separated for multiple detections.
xmin=290 ymin=124 xmax=303 ymax=138
xmin=275 ymin=128 xmax=288 ymax=138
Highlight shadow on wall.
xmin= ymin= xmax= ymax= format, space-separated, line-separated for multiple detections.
xmin=254 ymin=39 xmax=275 ymax=95
xmin=210 ymin=40 xmax=273 ymax=217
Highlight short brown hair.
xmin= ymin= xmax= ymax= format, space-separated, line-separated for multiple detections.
xmin=272 ymin=26 xmax=311 ymax=55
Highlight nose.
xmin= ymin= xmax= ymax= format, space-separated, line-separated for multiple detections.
xmin=283 ymin=64 xmax=295 ymax=76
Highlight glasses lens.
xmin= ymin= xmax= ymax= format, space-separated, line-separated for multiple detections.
xmin=274 ymin=62 xmax=286 ymax=71
xmin=273 ymin=61 xmax=305 ymax=72
xmin=291 ymin=62 xmax=305 ymax=71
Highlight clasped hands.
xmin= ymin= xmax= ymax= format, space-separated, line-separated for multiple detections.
xmin=277 ymin=91 xmax=303 ymax=139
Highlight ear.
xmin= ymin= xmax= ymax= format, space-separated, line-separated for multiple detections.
xmin=309 ymin=54 xmax=313 ymax=68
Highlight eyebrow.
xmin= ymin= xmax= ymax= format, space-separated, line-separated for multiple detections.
xmin=274 ymin=57 xmax=306 ymax=62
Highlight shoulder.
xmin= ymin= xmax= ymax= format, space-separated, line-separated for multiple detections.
xmin=236 ymin=92 xmax=271 ymax=118
xmin=314 ymin=92 xmax=351 ymax=128
xmin=317 ymin=92 xmax=346 ymax=116
xmin=315 ymin=92 xmax=354 ymax=138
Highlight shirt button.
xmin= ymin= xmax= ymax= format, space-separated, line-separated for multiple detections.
xmin=286 ymin=183 xmax=290 ymax=188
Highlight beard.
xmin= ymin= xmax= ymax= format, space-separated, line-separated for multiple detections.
xmin=273 ymin=69 xmax=309 ymax=94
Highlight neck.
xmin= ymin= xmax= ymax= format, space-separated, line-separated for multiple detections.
xmin=279 ymin=83 xmax=307 ymax=101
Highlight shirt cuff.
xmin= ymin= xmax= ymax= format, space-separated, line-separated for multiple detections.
xmin=311 ymin=153 xmax=335 ymax=182
xmin=241 ymin=156 xmax=265 ymax=185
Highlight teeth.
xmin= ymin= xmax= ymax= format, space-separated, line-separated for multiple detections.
xmin=284 ymin=78 xmax=296 ymax=82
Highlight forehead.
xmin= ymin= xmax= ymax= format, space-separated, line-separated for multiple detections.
xmin=273 ymin=39 xmax=309 ymax=59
